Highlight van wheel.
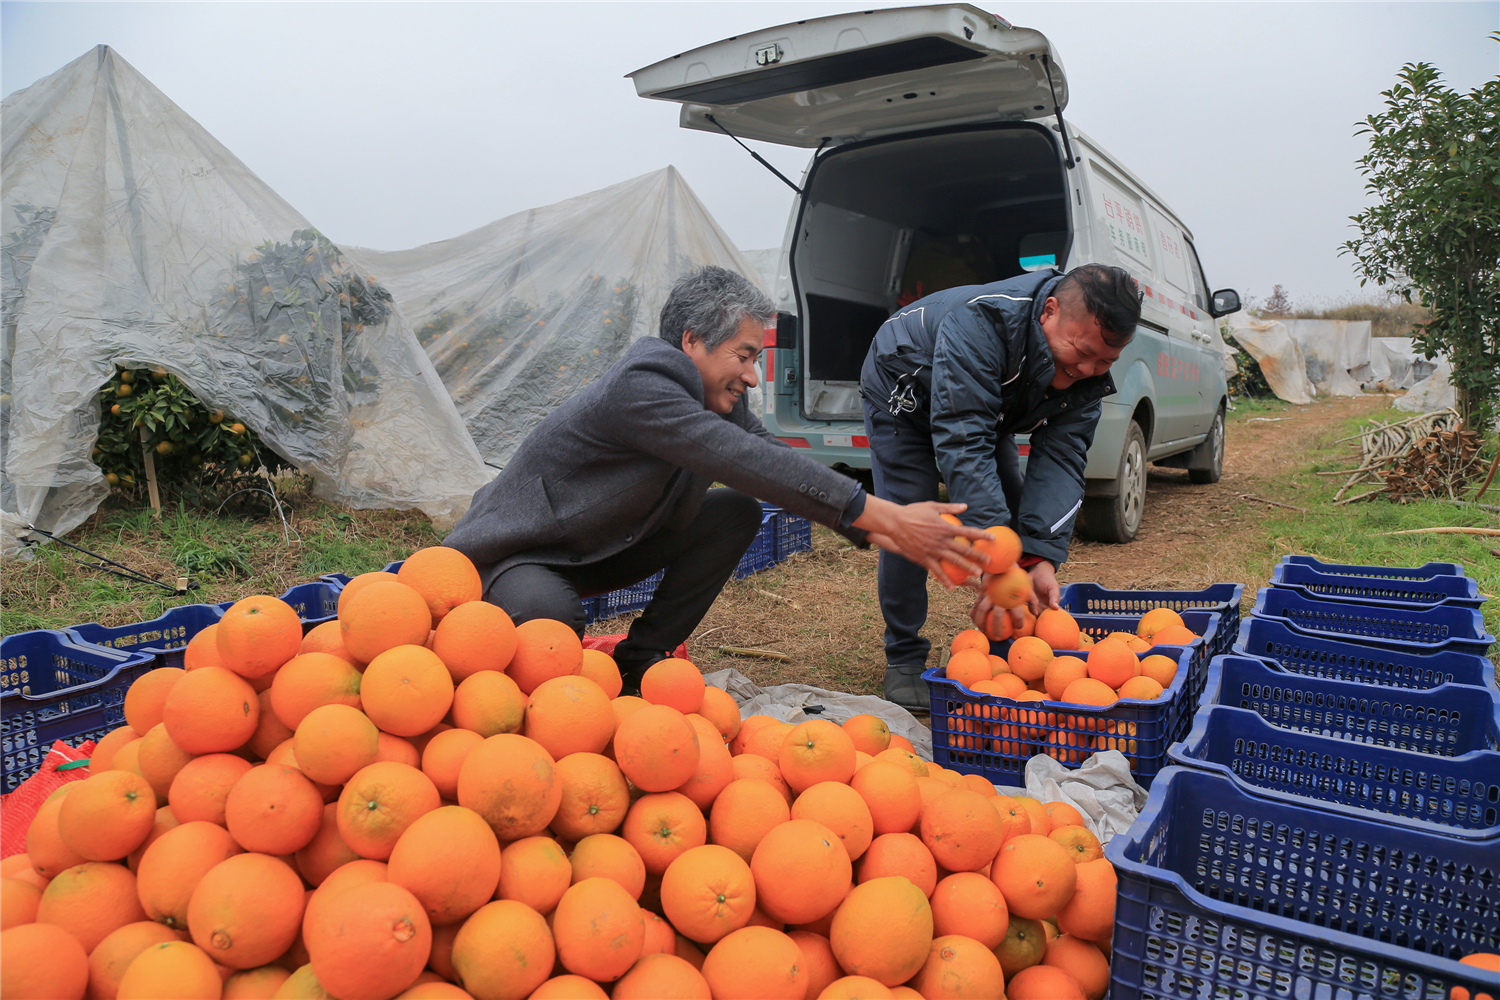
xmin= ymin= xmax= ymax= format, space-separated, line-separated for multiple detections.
xmin=1082 ymin=422 xmax=1146 ymax=544
xmin=1188 ymin=407 xmax=1225 ymax=484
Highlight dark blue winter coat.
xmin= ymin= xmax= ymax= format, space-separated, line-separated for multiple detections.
xmin=859 ymin=270 xmax=1116 ymax=566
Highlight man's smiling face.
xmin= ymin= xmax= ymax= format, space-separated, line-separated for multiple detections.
xmin=683 ymin=316 xmax=763 ymax=414
xmin=1039 ymin=295 xmax=1122 ymax=389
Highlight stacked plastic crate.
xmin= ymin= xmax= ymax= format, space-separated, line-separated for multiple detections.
xmin=1105 ymin=556 xmax=1500 ymax=1000
xmin=924 ymin=583 xmax=1242 ymax=788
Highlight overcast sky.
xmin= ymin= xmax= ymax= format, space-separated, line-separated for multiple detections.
xmin=4 ymin=1 xmax=1497 ymax=306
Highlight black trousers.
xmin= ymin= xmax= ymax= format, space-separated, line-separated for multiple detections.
xmin=483 ymin=488 xmax=763 ymax=664
xmin=863 ymin=400 xmax=1024 ymax=668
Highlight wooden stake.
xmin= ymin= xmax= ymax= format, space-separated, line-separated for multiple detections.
xmin=718 ymin=645 xmax=791 ymax=662
xmin=139 ymin=426 xmax=162 ymax=518
xmin=1373 ymin=526 xmax=1500 ymax=537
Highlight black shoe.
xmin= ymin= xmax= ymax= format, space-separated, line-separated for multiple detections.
xmin=616 ymin=649 xmax=671 ymax=698
xmin=883 ymin=664 xmax=931 ymax=714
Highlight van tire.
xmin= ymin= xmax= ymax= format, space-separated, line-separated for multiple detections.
xmin=1081 ymin=421 xmax=1146 ymax=544
xmin=1188 ymin=407 xmax=1225 ymax=484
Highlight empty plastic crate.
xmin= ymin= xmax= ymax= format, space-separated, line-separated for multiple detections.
xmin=275 ymin=581 xmax=343 ymax=628
xmin=1233 ymin=615 xmax=1499 ymax=694
xmin=1059 ymin=582 xmax=1244 ymax=657
xmin=1168 ymin=704 xmax=1500 ymax=838
xmin=65 ymin=602 xmax=225 ymax=669
xmin=926 ymin=644 xmax=1196 ymax=787
xmin=771 ymin=506 xmax=813 ymax=560
xmin=1271 ymin=560 xmax=1484 ymax=608
xmin=1 ymin=631 xmax=157 ymax=792
xmin=731 ymin=509 xmax=778 ymax=580
xmin=1252 ymin=587 xmax=1495 ymax=656
xmin=1200 ymin=654 xmax=1500 ymax=755
xmin=587 ymin=571 xmax=664 ymax=624
xmin=1105 ymin=766 xmax=1500 ymax=1000
xmin=1279 ymin=553 xmax=1467 ymax=577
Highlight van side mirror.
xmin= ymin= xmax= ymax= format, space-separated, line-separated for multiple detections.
xmin=1210 ymin=289 xmax=1241 ymax=318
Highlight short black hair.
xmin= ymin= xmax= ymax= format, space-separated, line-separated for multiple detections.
xmin=1054 ymin=264 xmax=1142 ymax=347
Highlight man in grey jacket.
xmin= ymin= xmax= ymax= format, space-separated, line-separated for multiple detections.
xmin=445 ymin=266 xmax=989 ymax=693
xmin=860 ymin=263 xmax=1142 ymax=707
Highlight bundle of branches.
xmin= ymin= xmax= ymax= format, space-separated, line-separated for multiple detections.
xmin=1327 ymin=408 xmax=1464 ymax=503
xmin=1380 ymin=426 xmax=1484 ymax=500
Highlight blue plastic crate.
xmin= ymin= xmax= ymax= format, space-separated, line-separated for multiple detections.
xmin=1271 ymin=560 xmax=1484 ymax=609
xmin=1 ymin=631 xmax=158 ymax=792
xmin=1105 ymin=766 xmax=1500 ymax=1000
xmin=65 ymin=603 xmax=225 ymax=670
xmin=382 ymin=560 xmax=405 ymax=575
xmin=275 ymin=581 xmax=344 ymax=628
xmin=771 ymin=506 xmax=812 ymax=560
xmin=731 ymin=510 xmax=778 ymax=580
xmin=1058 ymin=582 xmax=1244 ymax=657
xmin=1199 ymin=654 xmax=1500 ymax=755
xmin=587 ymin=571 xmax=664 ymax=624
xmin=1233 ymin=615 xmax=1500 ymax=694
xmin=319 ymin=572 xmax=355 ymax=588
xmin=926 ymin=644 xmax=1196 ymax=787
xmin=1168 ymin=704 xmax=1500 ymax=838
xmin=1279 ymin=553 xmax=1467 ymax=578
xmin=1252 ymin=586 xmax=1495 ymax=656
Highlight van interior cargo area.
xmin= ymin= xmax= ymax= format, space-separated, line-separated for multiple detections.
xmin=794 ymin=124 xmax=1068 ymax=420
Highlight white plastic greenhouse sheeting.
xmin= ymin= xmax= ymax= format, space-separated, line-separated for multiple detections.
xmin=1222 ymin=313 xmax=1317 ymax=404
xmin=0 ymin=47 xmax=489 ymax=558
xmin=349 ymin=168 xmax=764 ymax=469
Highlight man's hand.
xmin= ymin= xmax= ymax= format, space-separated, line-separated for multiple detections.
xmin=855 ymin=495 xmax=992 ymax=589
xmin=971 ymin=558 xmax=1061 ymax=637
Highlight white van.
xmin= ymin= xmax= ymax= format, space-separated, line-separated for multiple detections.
xmin=630 ymin=4 xmax=1241 ymax=542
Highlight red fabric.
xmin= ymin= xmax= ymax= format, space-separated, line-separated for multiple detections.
xmin=1 ymin=740 xmax=95 ymax=859
xmin=1018 ymin=554 xmax=1046 ymax=569
xmin=582 ymin=635 xmax=689 ymax=661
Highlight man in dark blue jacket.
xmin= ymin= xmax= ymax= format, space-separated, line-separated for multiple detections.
xmin=860 ymin=263 xmax=1142 ymax=709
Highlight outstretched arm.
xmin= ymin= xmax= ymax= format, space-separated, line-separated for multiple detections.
xmin=854 ymin=495 xmax=992 ymax=589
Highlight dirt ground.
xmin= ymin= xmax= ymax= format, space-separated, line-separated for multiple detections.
xmin=599 ymin=395 xmax=1393 ymax=695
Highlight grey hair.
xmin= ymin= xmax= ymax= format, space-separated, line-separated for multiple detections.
xmin=658 ymin=265 xmax=775 ymax=350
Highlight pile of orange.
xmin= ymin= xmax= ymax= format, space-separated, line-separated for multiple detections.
xmin=944 ymin=606 xmax=1200 ymax=768
xmin=0 ymin=544 xmax=1120 ymax=1000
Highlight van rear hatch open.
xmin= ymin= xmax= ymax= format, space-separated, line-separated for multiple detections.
xmin=628 ymin=4 xmax=1066 ymax=147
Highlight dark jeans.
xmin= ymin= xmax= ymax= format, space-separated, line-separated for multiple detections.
xmin=483 ymin=488 xmax=763 ymax=665
xmin=863 ymin=400 xmax=1024 ymax=668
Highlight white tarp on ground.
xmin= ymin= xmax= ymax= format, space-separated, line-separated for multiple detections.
xmin=348 ymin=168 xmax=763 ymax=469
xmin=1394 ymin=359 xmax=1458 ymax=413
xmin=0 ymin=47 xmax=489 ymax=558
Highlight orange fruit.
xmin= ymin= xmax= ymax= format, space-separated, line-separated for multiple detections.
xmin=86 ymin=921 xmax=180 ymax=1000
xmin=223 ymin=761 xmax=322 ymax=853
xmin=1043 ymin=655 xmax=1089 ymax=701
xmin=293 ymin=704 xmax=380 ymax=785
xmin=552 ymin=876 xmax=644 ymax=982
xmin=270 ymin=652 xmax=362 ymax=729
xmin=1060 ymin=677 xmax=1119 ymax=708
xmin=187 ymin=852 xmax=304 ymax=969
xmin=524 ymin=675 xmax=615 ymax=758
xmin=1007 ymin=636 xmax=1053 ymax=682
xmin=388 ymin=805 xmax=501 ymax=926
xmin=451 ymin=899 xmax=554 ymax=1000
xmin=298 ymin=619 xmax=360 ymax=666
xmin=569 ymin=833 xmax=647 ymax=900
xmin=116 ymin=940 xmax=220 ymax=1000
xmin=122 ymin=667 xmax=182 ymax=734
xmin=420 ymin=728 xmax=484 ymax=800
xmin=945 ymin=648 xmax=990 ymax=689
xmin=842 ymin=715 xmax=893 ymax=756
xmin=779 ymin=719 xmax=856 ymax=793
xmin=361 ymin=644 xmax=455 ymax=738
xmin=829 ymin=875 xmax=933 ymax=987
xmin=263 ymin=739 xmax=339 ymax=803
xmin=742 ymin=720 xmax=797 ymax=763
xmin=856 ymin=833 xmax=937 ymax=897
xmin=693 ymin=688 xmax=739 ymax=748
xmin=527 ymin=975 xmax=608 ymax=1000
xmin=1135 ymin=607 xmax=1184 ymax=640
xmin=728 ymin=714 xmax=777 ymax=755
xmin=750 ymin=819 xmax=852 ymax=924
xmin=792 ymin=780 xmax=874 ymax=861
xmin=1055 ymin=858 xmax=1117 ymax=941
xmin=1083 ymin=638 xmax=1136 ymax=689
xmin=550 ymin=752 xmax=630 ymax=840
xmin=613 ymin=953 xmax=711 ymax=1000
xmin=660 ymin=843 xmax=755 ymax=944
xmin=729 ymin=753 xmax=794 ymax=804
xmin=679 ymin=714 xmax=735 ymax=810
xmin=430 ymin=600 xmax=517 ymax=681
xmin=1043 ymin=801 xmax=1086 ymax=833
xmin=850 ymin=760 xmax=922 ymax=836
xmin=909 ymin=934 xmax=1006 ymax=1000
xmin=973 ymin=525 xmax=1022 ymax=573
xmin=161 ymin=666 xmax=259 ymax=754
xmin=930 ymin=872 xmax=1008 ymax=948
xmin=994 ymin=914 xmax=1047 ymax=978
xmin=508 ymin=618 xmax=584 ymax=695
xmin=1 ymin=921 xmax=88 ymax=1000
xmin=452 ymin=669 xmax=526 ymax=737
xmin=985 ymin=564 xmax=1034 ymax=609
xmin=1050 ymin=825 xmax=1103 ymax=864
xmin=217 ymin=596 xmax=302 ymax=679
xmin=992 ymin=795 xmax=1033 ymax=842
xmin=640 ymin=657 xmax=706 ymax=714
xmin=397 ymin=546 xmax=482 ymax=625
xmin=1139 ymin=653 xmax=1179 ymax=688
xmin=36 ymin=861 xmax=148 ymax=953
xmin=1034 ymin=609 xmax=1083 ymax=650
xmin=787 ymin=930 xmax=840 ymax=998
xmin=614 ymin=704 xmax=701 ymax=793
xmin=1 ymin=878 xmax=42 ymax=930
xmin=702 ymin=925 xmax=807 ymax=1000
xmin=294 ymin=803 xmax=360 ymax=888
xmin=135 ymin=722 xmax=194 ymax=800
xmin=496 ymin=835 xmax=572 ymax=914
xmin=709 ymin=778 xmax=791 ymax=862
xmin=1044 ymin=934 xmax=1110 ymax=1000
xmin=337 ymin=761 xmax=441 ymax=861
xmin=56 ymin=769 xmax=156 ymax=861
xmin=872 ymin=746 xmax=928 ymax=779
xmin=340 ymin=581 xmax=433 ymax=664
xmin=579 ymin=648 xmax=623 ymax=700
xmin=991 ymin=834 xmax=1077 ymax=919
xmin=820 ymin=976 xmax=895 ymax=999
xmin=245 ymin=689 xmax=294 ymax=760
xmin=183 ymin=626 xmax=223 ymax=671
xmin=305 ymin=881 xmax=431 ymax=1000
xmin=458 ymin=734 xmax=561 ymax=841
xmin=376 ymin=732 xmax=421 ymax=767
xmin=919 ymin=789 xmax=1005 ymax=873
xmin=89 ymin=724 xmax=140 ymax=773
xmin=1150 ymin=623 xmax=1199 ymax=646
xmin=338 ymin=571 xmax=400 ymax=615
xmin=950 ymin=629 xmax=990 ymax=655
xmin=136 ymin=820 xmax=242 ymax=930
xmin=169 ymin=753 xmax=251 ymax=826
xmin=623 ymin=791 xmax=707 ymax=875
xmin=1117 ymin=675 xmax=1164 ymax=700
xmin=222 ymin=965 xmax=292 ymax=997
xmin=1008 ymin=963 xmax=1087 ymax=999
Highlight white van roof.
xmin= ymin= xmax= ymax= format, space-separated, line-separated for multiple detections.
xmin=628 ymin=4 xmax=1067 ymax=148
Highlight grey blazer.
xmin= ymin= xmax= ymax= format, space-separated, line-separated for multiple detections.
xmin=444 ymin=337 xmax=867 ymax=593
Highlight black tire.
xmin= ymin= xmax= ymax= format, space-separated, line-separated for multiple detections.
xmin=1081 ymin=421 xmax=1146 ymax=544
xmin=1188 ymin=407 xmax=1225 ymax=485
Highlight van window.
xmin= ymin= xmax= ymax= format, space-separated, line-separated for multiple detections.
xmin=1183 ymin=238 xmax=1211 ymax=313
